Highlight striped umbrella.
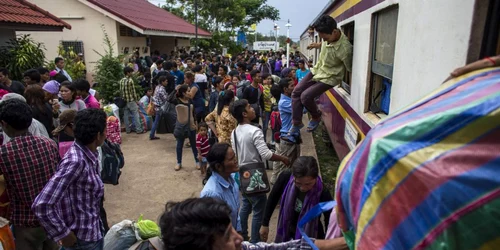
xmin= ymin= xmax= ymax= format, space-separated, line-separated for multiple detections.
xmin=335 ymin=67 xmax=500 ymax=250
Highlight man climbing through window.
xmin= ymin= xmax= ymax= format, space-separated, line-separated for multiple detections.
xmin=284 ymin=15 xmax=352 ymax=141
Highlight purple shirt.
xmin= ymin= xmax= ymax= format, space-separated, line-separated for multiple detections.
xmin=83 ymin=94 xmax=100 ymax=109
xmin=32 ymin=142 xmax=104 ymax=242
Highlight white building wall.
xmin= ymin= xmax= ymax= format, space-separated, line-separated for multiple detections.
xmin=116 ymin=35 xmax=147 ymax=57
xmin=21 ymin=0 xmax=119 ymax=81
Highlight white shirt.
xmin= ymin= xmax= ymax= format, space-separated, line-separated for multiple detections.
xmin=231 ymin=124 xmax=273 ymax=167
xmin=55 ymin=68 xmax=72 ymax=82
xmin=2 ymin=119 xmax=50 ymax=145
xmin=195 ymin=73 xmax=207 ymax=83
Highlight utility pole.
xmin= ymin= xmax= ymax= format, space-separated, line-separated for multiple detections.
xmin=286 ymin=19 xmax=292 ymax=69
xmin=194 ymin=0 xmax=198 ymax=53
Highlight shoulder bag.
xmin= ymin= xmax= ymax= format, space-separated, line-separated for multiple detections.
xmin=233 ymin=128 xmax=271 ymax=196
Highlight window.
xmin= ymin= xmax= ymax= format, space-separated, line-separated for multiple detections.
xmin=341 ymin=22 xmax=355 ymax=93
xmin=119 ymin=24 xmax=143 ymax=37
xmin=480 ymin=0 xmax=500 ymax=57
xmin=367 ymin=6 xmax=398 ymax=116
xmin=61 ymin=41 xmax=84 ymax=55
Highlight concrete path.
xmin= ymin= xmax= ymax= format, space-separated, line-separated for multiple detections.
xmin=104 ymin=116 xmax=317 ymax=242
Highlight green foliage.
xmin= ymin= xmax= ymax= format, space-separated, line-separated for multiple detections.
xmin=161 ymin=0 xmax=279 ymax=54
xmin=0 ymin=34 xmax=45 ymax=81
xmin=46 ymin=45 xmax=86 ymax=80
xmin=93 ymin=26 xmax=124 ymax=103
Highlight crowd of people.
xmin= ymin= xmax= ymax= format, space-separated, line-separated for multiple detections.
xmin=0 ymin=15 xmax=355 ymax=250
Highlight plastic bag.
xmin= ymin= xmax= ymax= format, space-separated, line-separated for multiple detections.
xmin=335 ymin=68 xmax=500 ymax=249
xmin=0 ymin=218 xmax=15 ymax=250
xmin=136 ymin=215 xmax=160 ymax=240
xmin=104 ymin=220 xmax=138 ymax=250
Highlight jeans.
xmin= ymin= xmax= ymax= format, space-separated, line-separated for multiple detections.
xmin=123 ymin=102 xmax=143 ymax=133
xmin=12 ymin=226 xmax=59 ymax=250
xmin=64 ymin=238 xmax=103 ymax=250
xmin=175 ymin=130 xmax=198 ymax=165
xmin=291 ymin=72 xmax=331 ymax=125
xmin=149 ymin=114 xmax=160 ymax=138
xmin=262 ymin=111 xmax=273 ymax=142
xmin=239 ymin=193 xmax=267 ymax=243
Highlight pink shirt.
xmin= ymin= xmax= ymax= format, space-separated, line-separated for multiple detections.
xmin=83 ymin=94 xmax=100 ymax=109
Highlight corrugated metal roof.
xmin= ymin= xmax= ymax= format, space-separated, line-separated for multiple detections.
xmin=0 ymin=0 xmax=71 ymax=29
xmin=86 ymin=0 xmax=211 ymax=36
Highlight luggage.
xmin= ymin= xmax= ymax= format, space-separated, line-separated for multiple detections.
xmin=100 ymin=140 xmax=125 ymax=185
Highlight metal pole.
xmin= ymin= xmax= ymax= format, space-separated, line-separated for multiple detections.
xmin=286 ymin=19 xmax=291 ymax=69
xmin=195 ymin=0 xmax=198 ymax=52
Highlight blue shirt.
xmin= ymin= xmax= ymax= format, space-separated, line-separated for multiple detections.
xmin=278 ymin=94 xmax=292 ymax=136
xmin=170 ymin=70 xmax=184 ymax=86
xmin=201 ymin=172 xmax=241 ymax=231
xmin=296 ymin=69 xmax=310 ymax=83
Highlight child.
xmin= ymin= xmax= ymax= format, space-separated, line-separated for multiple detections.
xmin=196 ymin=122 xmax=210 ymax=175
xmin=140 ymin=88 xmax=153 ymax=108
xmin=286 ymin=15 xmax=352 ymax=140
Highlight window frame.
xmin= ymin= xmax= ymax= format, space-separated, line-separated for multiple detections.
xmin=60 ymin=41 xmax=84 ymax=55
xmin=366 ymin=5 xmax=399 ymax=116
xmin=341 ymin=21 xmax=355 ymax=94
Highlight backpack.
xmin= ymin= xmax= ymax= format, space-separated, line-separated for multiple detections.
xmin=100 ymin=140 xmax=125 ymax=185
xmin=270 ymin=105 xmax=282 ymax=143
xmin=236 ymin=80 xmax=251 ymax=99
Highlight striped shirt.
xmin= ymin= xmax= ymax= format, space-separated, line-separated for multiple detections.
xmin=242 ymin=238 xmax=315 ymax=249
xmin=32 ymin=142 xmax=104 ymax=242
xmin=196 ymin=134 xmax=210 ymax=157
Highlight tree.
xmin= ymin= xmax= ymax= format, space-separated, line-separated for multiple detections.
xmin=161 ymin=0 xmax=279 ymax=54
xmin=94 ymin=26 xmax=125 ymax=103
xmin=46 ymin=45 xmax=86 ymax=80
xmin=0 ymin=34 xmax=45 ymax=81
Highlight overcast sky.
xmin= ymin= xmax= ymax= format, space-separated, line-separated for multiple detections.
xmin=257 ymin=0 xmax=331 ymax=40
xmin=147 ymin=0 xmax=331 ymax=40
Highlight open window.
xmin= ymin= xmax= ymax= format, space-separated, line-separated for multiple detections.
xmin=367 ymin=6 xmax=398 ymax=116
xmin=341 ymin=22 xmax=355 ymax=94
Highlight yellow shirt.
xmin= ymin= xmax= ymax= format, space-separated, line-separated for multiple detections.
xmin=311 ymin=32 xmax=353 ymax=86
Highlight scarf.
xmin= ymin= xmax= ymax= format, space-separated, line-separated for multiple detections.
xmin=275 ymin=175 xmax=323 ymax=242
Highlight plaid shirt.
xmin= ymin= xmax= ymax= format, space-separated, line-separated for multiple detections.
xmin=242 ymin=238 xmax=315 ymax=249
xmin=120 ymin=76 xmax=140 ymax=102
xmin=0 ymin=133 xmax=59 ymax=227
xmin=33 ymin=142 xmax=104 ymax=242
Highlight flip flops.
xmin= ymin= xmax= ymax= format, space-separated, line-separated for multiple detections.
xmin=306 ymin=120 xmax=321 ymax=132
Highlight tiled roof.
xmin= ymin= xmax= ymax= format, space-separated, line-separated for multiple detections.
xmin=86 ymin=0 xmax=211 ymax=37
xmin=0 ymin=0 xmax=71 ymax=29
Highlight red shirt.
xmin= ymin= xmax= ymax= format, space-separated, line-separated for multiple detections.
xmin=0 ymin=133 xmax=59 ymax=227
xmin=196 ymin=134 xmax=210 ymax=157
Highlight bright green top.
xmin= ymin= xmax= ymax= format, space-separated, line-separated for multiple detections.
xmin=263 ymin=85 xmax=273 ymax=112
xmin=311 ymin=32 xmax=353 ymax=86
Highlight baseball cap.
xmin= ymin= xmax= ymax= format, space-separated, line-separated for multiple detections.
xmin=52 ymin=109 xmax=77 ymax=135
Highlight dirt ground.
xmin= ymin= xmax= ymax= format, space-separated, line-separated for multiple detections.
xmin=104 ymin=119 xmax=317 ymax=242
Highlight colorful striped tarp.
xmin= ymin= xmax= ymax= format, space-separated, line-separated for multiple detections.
xmin=335 ymin=67 xmax=500 ymax=250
